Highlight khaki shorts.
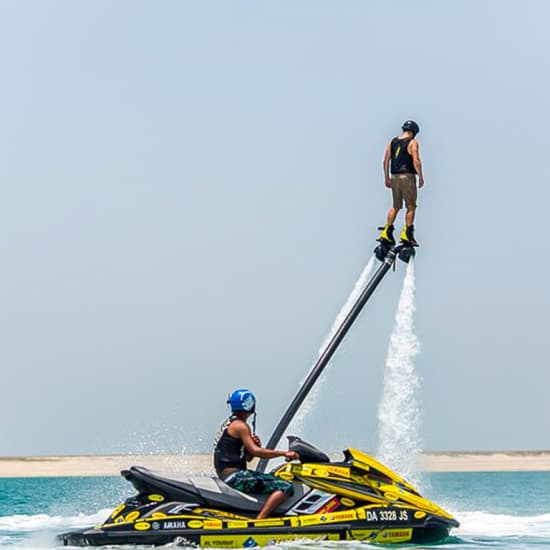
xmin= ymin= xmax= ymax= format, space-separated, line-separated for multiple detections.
xmin=391 ymin=173 xmax=417 ymax=209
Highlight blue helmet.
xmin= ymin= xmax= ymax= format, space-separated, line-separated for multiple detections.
xmin=227 ymin=389 xmax=256 ymax=412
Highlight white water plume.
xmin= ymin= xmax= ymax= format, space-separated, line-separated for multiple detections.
xmin=377 ymin=260 xmax=421 ymax=485
xmin=288 ymin=256 xmax=377 ymax=436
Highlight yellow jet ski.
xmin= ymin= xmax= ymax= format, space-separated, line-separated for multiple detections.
xmin=60 ymin=436 xmax=458 ymax=547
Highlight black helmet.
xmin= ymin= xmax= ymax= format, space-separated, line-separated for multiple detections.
xmin=401 ymin=120 xmax=420 ymax=136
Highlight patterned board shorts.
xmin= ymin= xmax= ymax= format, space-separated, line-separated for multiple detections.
xmin=224 ymin=470 xmax=294 ymax=496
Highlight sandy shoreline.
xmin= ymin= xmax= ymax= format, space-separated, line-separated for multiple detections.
xmin=2 ymin=451 xmax=550 ymax=477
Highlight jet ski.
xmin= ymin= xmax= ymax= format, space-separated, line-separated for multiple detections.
xmin=60 ymin=436 xmax=458 ymax=547
xmin=60 ymin=245 xmax=458 ymax=546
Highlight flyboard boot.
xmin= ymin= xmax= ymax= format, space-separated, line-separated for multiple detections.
xmin=400 ymin=224 xmax=419 ymax=247
xmin=374 ymin=224 xmax=395 ymax=261
xmin=377 ymin=224 xmax=395 ymax=245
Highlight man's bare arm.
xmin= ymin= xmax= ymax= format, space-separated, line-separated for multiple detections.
xmin=230 ymin=421 xmax=298 ymax=461
xmin=383 ymin=144 xmax=391 ymax=188
xmin=409 ymin=140 xmax=424 ymax=187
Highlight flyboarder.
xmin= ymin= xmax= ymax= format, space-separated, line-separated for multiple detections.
xmin=214 ymin=389 xmax=299 ymax=519
xmin=378 ymin=120 xmax=424 ymax=247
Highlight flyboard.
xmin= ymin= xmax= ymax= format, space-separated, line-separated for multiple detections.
xmin=60 ymin=240 xmax=459 ymax=548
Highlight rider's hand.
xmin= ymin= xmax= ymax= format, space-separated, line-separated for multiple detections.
xmin=284 ymin=451 xmax=299 ymax=461
xmin=419 ymin=177 xmax=425 ymax=188
xmin=385 ymin=177 xmax=392 ymax=188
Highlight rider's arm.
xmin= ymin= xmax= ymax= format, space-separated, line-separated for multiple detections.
xmin=230 ymin=421 xmax=297 ymax=461
xmin=409 ymin=140 xmax=424 ymax=187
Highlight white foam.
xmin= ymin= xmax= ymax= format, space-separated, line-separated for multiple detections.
xmin=454 ymin=510 xmax=550 ymax=539
xmin=0 ymin=509 xmax=110 ymax=533
xmin=288 ymin=256 xmax=376 ymax=436
xmin=376 ymin=260 xmax=422 ymax=485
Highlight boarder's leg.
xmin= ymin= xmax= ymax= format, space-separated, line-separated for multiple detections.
xmin=387 ymin=207 xmax=399 ymax=226
xmin=405 ymin=206 xmax=415 ymax=226
xmin=400 ymin=176 xmax=419 ymax=246
xmin=379 ymin=178 xmax=402 ymax=244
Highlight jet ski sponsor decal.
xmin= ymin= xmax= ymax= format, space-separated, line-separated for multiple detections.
xmin=110 ymin=504 xmax=125 ymax=519
xmin=148 ymin=494 xmax=164 ymax=502
xmin=253 ymin=519 xmax=284 ymax=527
xmin=204 ymin=520 xmax=223 ymax=529
xmin=227 ymin=520 xmax=248 ymax=528
xmin=163 ymin=520 xmax=187 ymax=529
xmin=377 ymin=529 xmax=412 ymax=542
xmin=134 ymin=522 xmax=151 ymax=531
xmin=125 ymin=511 xmax=140 ymax=522
xmin=330 ymin=510 xmax=357 ymax=521
xmin=188 ymin=520 xmax=204 ymax=528
xmin=325 ymin=466 xmax=350 ymax=478
xmin=200 ymin=537 xmax=246 ymax=547
xmin=200 ymin=534 xmax=339 ymax=548
xmin=317 ymin=497 xmax=340 ymax=513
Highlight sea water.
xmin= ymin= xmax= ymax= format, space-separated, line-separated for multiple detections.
xmin=1 ymin=471 xmax=550 ymax=549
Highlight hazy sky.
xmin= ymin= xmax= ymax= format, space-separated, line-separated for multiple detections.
xmin=2 ymin=1 xmax=550 ymax=456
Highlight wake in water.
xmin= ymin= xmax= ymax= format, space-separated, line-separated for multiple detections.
xmin=0 ymin=509 xmax=110 ymax=533
xmin=288 ymin=256 xmax=377 ymax=436
xmin=456 ymin=511 xmax=550 ymax=539
xmin=376 ymin=260 xmax=422 ymax=485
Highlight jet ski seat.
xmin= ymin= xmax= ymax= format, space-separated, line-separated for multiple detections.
xmin=122 ymin=466 xmax=305 ymax=514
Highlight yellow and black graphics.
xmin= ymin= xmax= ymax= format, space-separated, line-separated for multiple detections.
xmin=97 ymin=500 xmax=442 ymax=548
xmin=273 ymin=448 xmax=454 ymax=521
xmin=59 ymin=445 xmax=458 ymax=547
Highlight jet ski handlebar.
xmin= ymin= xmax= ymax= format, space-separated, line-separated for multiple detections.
xmin=287 ymin=436 xmax=330 ymax=463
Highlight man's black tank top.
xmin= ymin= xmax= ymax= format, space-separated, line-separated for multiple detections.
xmin=214 ymin=417 xmax=246 ymax=476
xmin=390 ymin=137 xmax=416 ymax=175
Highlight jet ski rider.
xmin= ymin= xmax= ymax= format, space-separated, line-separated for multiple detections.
xmin=214 ymin=389 xmax=299 ymax=519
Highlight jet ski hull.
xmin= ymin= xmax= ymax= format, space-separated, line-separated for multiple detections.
xmin=60 ymin=503 xmax=457 ymax=547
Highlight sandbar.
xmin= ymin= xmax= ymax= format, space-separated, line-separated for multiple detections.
xmin=2 ymin=451 xmax=550 ymax=478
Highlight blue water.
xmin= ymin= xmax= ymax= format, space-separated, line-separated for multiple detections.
xmin=1 ymin=472 xmax=549 ymax=548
